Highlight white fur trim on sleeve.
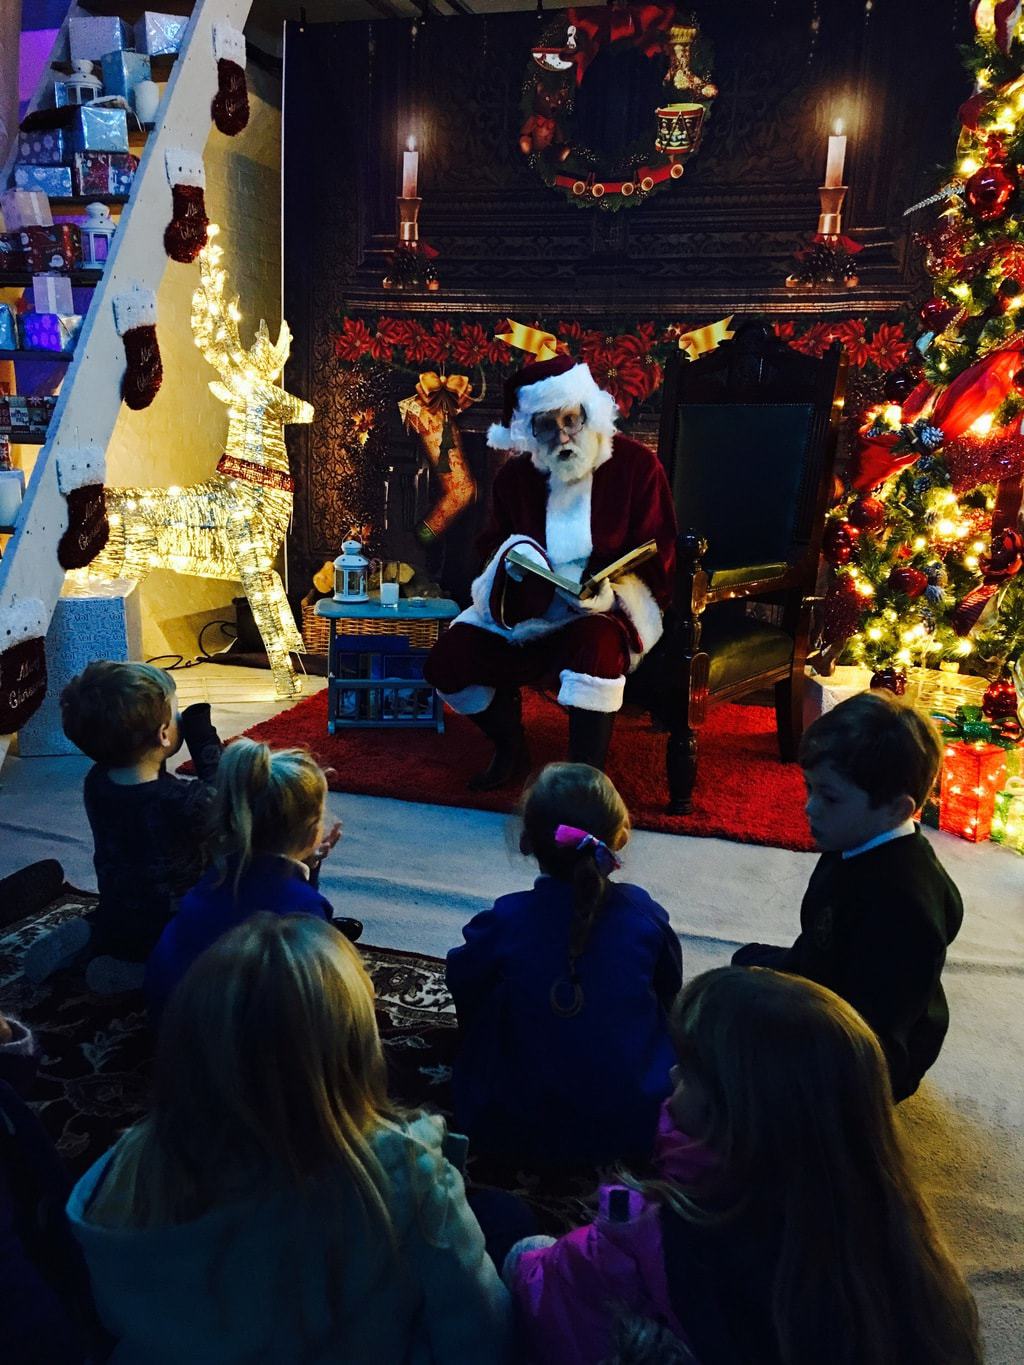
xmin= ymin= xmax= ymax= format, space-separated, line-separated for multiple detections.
xmin=613 ymin=572 xmax=664 ymax=658
xmin=57 ymin=449 xmax=106 ymax=495
xmin=0 ymin=597 xmax=46 ymax=647
xmin=112 ymin=283 xmax=157 ymax=335
xmin=213 ymin=21 xmax=246 ymax=66
xmin=469 ymin=533 xmax=547 ymax=626
xmin=165 ymin=147 xmax=205 ymax=190
xmin=557 ymin=669 xmax=625 ymax=713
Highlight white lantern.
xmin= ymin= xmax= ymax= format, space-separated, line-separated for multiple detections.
xmin=81 ymin=202 xmax=116 ymax=265
xmin=333 ymin=539 xmax=369 ymax=602
xmin=57 ymin=60 xmax=103 ymax=107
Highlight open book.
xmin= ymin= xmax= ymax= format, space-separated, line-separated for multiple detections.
xmin=505 ymin=540 xmax=658 ymax=600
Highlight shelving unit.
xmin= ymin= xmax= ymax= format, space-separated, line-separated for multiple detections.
xmin=0 ymin=351 xmax=75 ymax=363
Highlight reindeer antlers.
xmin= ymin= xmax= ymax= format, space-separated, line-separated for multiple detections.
xmin=191 ymin=224 xmax=293 ymax=385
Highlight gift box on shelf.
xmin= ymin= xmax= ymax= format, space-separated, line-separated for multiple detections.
xmin=100 ymin=51 xmax=151 ymax=109
xmin=0 ymin=189 xmax=53 ymax=229
xmin=0 ymin=305 xmax=16 ymax=350
xmin=69 ymin=16 xmax=132 ymax=64
xmin=0 ymin=394 xmax=57 ymax=433
xmin=13 ymin=164 xmax=74 ymax=198
xmin=135 ymin=12 xmax=187 ymax=55
xmin=3 ymin=224 xmax=82 ymax=273
xmin=68 ymin=105 xmax=129 ymax=155
xmin=938 ymin=738 xmax=1008 ymax=842
xmin=0 ymin=467 xmax=25 ymax=527
xmin=72 ymin=152 xmax=137 ymax=198
xmin=990 ymin=777 xmax=1024 ymax=851
xmin=20 ymin=311 xmax=83 ymax=353
xmin=32 ymin=273 xmax=75 ymax=315
xmin=15 ymin=128 xmax=68 ymax=165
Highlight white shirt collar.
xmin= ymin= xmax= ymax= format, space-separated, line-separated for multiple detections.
xmin=841 ymin=819 xmax=917 ymax=861
xmin=281 ymin=855 xmax=311 ymax=881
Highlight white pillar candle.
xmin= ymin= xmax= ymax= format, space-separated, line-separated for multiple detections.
xmin=134 ymin=79 xmax=161 ymax=128
xmin=824 ymin=118 xmax=847 ymax=188
xmin=0 ymin=469 xmax=25 ymax=528
xmin=402 ymin=136 xmax=419 ymax=199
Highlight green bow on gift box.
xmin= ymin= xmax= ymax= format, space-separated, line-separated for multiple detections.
xmin=935 ymin=704 xmax=1021 ymax=747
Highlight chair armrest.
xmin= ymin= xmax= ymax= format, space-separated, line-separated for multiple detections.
xmin=705 ymin=566 xmax=803 ymax=604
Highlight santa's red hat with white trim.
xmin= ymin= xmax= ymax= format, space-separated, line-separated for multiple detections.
xmin=487 ymin=354 xmax=618 ymax=452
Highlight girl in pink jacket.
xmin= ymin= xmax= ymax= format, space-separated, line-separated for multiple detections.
xmin=508 ymin=967 xmax=982 ymax=1365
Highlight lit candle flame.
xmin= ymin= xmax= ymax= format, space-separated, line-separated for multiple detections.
xmin=407 ymin=134 xmax=416 ymax=152
xmin=833 ymin=117 xmax=844 ymax=136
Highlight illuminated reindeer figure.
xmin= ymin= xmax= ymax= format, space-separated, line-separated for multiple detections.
xmin=88 ymin=228 xmax=314 ymax=696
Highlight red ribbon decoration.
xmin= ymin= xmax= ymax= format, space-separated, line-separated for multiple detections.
xmin=216 ymin=453 xmax=295 ymax=493
xmin=567 ymin=3 xmax=674 ymax=85
xmin=850 ymin=428 xmax=920 ymax=493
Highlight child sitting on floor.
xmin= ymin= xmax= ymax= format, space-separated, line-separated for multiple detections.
xmin=507 ymin=967 xmax=983 ymax=1365
xmin=733 ymin=690 xmax=963 ymax=1101
xmin=446 ymin=762 xmax=682 ymax=1170
xmin=24 ymin=661 xmax=223 ymax=995
xmin=69 ymin=914 xmax=511 ymax=1364
xmin=145 ymin=737 xmax=361 ymax=1018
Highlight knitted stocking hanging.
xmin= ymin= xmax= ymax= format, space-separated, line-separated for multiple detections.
xmin=164 ymin=148 xmax=209 ymax=263
xmin=212 ymin=21 xmax=249 ymax=135
xmin=0 ymin=598 xmax=47 ymax=733
xmin=113 ymin=284 xmax=162 ymax=410
xmin=57 ymin=449 xmax=108 ymax=570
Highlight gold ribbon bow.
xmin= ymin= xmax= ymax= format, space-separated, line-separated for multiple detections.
xmin=415 ymin=371 xmax=474 ymax=411
xmin=677 ymin=315 xmax=735 ymax=361
xmin=494 ymin=318 xmax=560 ymax=362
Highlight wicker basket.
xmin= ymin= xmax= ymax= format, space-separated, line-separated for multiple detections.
xmin=301 ymin=600 xmax=445 ymax=655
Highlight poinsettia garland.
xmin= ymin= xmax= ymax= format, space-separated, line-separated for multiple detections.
xmin=333 ymin=313 xmax=912 ymax=420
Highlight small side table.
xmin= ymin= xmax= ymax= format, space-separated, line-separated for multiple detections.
xmin=315 ymin=595 xmax=460 ymax=734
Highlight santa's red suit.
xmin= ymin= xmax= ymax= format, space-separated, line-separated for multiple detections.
xmin=425 ymin=355 xmax=677 ymax=783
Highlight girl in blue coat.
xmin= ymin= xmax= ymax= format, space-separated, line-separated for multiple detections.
xmin=446 ymin=762 xmax=682 ymax=1170
xmin=146 ymin=738 xmax=360 ymax=1018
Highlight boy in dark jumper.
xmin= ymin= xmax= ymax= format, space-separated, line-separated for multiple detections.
xmin=733 ymin=690 xmax=963 ymax=1101
xmin=24 ymin=661 xmax=222 ymax=994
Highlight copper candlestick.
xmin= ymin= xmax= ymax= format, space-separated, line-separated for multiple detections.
xmin=816 ymin=183 xmax=847 ymax=238
xmin=397 ymin=195 xmax=421 ymax=243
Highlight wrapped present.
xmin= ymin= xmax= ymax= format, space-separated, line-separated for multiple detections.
xmin=990 ymin=777 xmax=1024 ymax=850
xmin=0 ymin=468 xmax=24 ymax=527
xmin=72 ymin=152 xmax=137 ymax=198
xmin=32 ymin=273 xmax=75 ymax=315
xmin=0 ymin=304 xmax=15 ymax=350
xmin=100 ymin=51 xmax=151 ymax=109
xmin=938 ymin=739 xmax=1008 ymax=842
xmin=15 ymin=128 xmax=68 ymax=165
xmin=0 ymin=189 xmax=53 ymax=229
xmin=13 ymin=164 xmax=74 ymax=198
xmin=69 ymin=16 xmax=132 ymax=63
xmin=20 ymin=311 xmax=83 ymax=353
xmin=4 ymin=224 xmax=82 ymax=273
xmin=68 ymin=105 xmax=129 ymax=154
xmin=135 ymin=12 xmax=187 ymax=55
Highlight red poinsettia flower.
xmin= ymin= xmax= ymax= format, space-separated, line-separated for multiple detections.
xmin=580 ymin=330 xmax=615 ymax=368
xmin=558 ymin=320 xmax=585 ymax=341
xmin=450 ymin=322 xmax=490 ymax=367
xmin=378 ymin=316 xmax=417 ymax=351
xmin=402 ymin=321 xmax=439 ymax=364
xmin=334 ymin=318 xmax=383 ymax=363
xmin=587 ymin=355 xmax=652 ymax=417
xmin=866 ymin=321 xmax=910 ymax=372
xmin=773 ymin=321 xmax=797 ymax=340
xmin=789 ymin=322 xmax=836 ymax=358
xmin=828 ymin=319 xmax=873 ymax=368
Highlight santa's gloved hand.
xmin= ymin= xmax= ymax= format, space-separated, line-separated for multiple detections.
xmin=563 ymin=578 xmax=615 ymax=614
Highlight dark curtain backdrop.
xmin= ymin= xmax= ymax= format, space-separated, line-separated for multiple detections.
xmin=283 ymin=0 xmax=969 ymax=600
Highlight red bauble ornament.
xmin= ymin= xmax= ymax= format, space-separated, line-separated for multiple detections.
xmin=848 ymin=496 xmax=887 ymax=531
xmin=883 ymin=367 xmax=917 ymax=403
xmin=919 ymin=297 xmax=957 ymax=331
xmin=980 ymin=527 xmax=1024 ymax=578
xmin=822 ymin=519 xmax=860 ymax=566
xmin=982 ymin=676 xmax=1019 ymax=719
xmin=887 ymin=566 xmax=928 ymax=598
xmin=822 ymin=577 xmax=863 ymax=646
xmin=871 ymin=666 xmax=908 ymax=696
xmin=964 ymin=163 xmax=1017 ymax=221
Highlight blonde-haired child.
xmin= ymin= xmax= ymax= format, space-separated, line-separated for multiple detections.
xmin=447 ymin=762 xmax=682 ymax=1170
xmin=69 ymin=914 xmax=511 ymax=1362
xmin=145 ymin=738 xmax=360 ymax=1018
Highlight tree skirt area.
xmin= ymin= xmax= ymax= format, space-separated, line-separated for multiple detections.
xmin=0 ymin=890 xmax=604 ymax=1232
xmin=233 ymin=688 xmax=815 ymax=852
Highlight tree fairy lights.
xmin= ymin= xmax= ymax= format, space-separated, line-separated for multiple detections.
xmin=84 ymin=225 xmax=314 ymax=696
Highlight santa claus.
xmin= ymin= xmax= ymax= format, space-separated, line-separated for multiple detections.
xmin=424 ymin=354 xmax=678 ymax=788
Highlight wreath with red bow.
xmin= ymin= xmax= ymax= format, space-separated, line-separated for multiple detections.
xmin=520 ymin=3 xmax=716 ymax=211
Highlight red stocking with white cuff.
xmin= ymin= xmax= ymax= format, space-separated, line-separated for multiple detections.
xmin=212 ymin=22 xmax=249 ymax=136
xmin=164 ymin=148 xmax=209 ymax=264
xmin=113 ymin=284 xmax=162 ymax=410
xmin=0 ymin=599 xmax=47 ymax=733
xmin=57 ymin=450 xmax=108 ymax=570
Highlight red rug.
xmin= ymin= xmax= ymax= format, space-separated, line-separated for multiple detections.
xmin=235 ymin=689 xmax=814 ymax=851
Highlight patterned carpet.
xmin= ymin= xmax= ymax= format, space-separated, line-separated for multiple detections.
xmin=0 ymin=890 xmax=600 ymax=1232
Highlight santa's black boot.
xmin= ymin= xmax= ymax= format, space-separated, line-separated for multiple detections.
xmin=568 ymin=707 xmax=616 ymax=771
xmin=467 ymin=688 xmax=529 ymax=791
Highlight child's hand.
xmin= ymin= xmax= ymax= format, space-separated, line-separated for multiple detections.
xmin=314 ymin=820 xmax=343 ymax=864
xmin=0 ymin=1015 xmax=11 ymax=1046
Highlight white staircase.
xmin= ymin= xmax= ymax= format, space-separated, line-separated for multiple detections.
xmin=0 ymin=0 xmax=252 ymax=745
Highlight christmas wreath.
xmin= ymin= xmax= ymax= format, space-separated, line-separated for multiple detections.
xmin=520 ymin=3 xmax=716 ymax=210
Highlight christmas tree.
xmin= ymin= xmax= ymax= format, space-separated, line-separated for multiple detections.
xmin=822 ymin=0 xmax=1024 ymax=715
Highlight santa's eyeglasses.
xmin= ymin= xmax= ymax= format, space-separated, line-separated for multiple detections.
xmin=531 ymin=406 xmax=587 ymax=444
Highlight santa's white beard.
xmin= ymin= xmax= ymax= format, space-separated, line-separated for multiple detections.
xmin=529 ymin=425 xmax=607 ymax=485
